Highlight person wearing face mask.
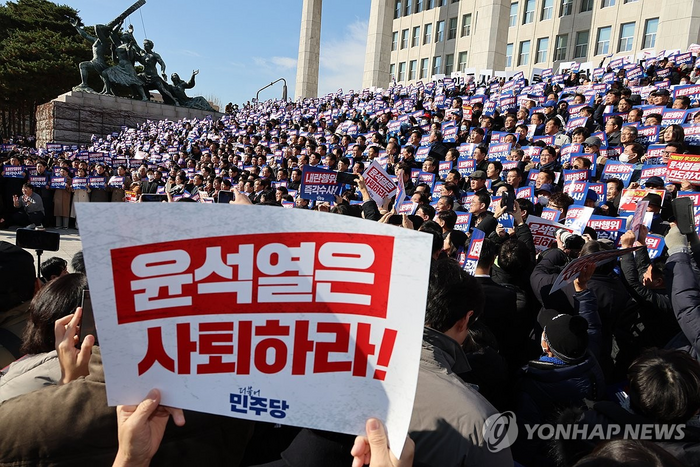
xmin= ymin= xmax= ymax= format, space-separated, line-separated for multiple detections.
xmin=140 ymin=169 xmax=161 ymax=194
xmin=620 ymin=142 xmax=645 ymax=182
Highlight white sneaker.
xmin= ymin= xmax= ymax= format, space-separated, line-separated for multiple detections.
xmin=26 ymin=224 xmax=35 ymax=229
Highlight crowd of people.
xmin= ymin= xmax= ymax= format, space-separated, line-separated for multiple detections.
xmin=2 ymin=50 xmax=700 ymax=466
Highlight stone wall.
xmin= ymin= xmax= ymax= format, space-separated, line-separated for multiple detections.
xmin=36 ymin=91 xmax=223 ymax=148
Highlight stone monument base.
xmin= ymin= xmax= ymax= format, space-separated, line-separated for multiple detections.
xmin=36 ymin=91 xmax=223 ymax=148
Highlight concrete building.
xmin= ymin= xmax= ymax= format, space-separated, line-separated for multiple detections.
xmin=295 ymin=0 xmax=700 ymax=98
xmin=385 ymin=0 xmax=700 ymax=86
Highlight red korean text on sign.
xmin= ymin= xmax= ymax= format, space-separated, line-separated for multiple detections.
xmin=112 ymin=233 xmax=394 ymax=324
xmin=137 ymin=319 xmax=399 ymax=380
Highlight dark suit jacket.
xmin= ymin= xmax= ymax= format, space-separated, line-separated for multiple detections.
xmin=475 ymin=276 xmax=518 ymax=362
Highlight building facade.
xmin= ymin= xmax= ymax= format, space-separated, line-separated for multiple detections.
xmin=383 ymin=0 xmax=700 ymax=87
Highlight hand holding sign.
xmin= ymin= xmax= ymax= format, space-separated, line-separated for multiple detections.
xmin=115 ymin=389 xmax=186 ymax=467
xmin=351 ymin=418 xmax=415 ymax=467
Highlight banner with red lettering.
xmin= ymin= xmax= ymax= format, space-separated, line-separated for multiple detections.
xmin=526 ymin=215 xmax=572 ymax=252
xmin=667 ymin=153 xmax=700 ymax=185
xmin=76 ymin=203 xmax=433 ymax=456
xmin=363 ymin=160 xmax=397 ymax=205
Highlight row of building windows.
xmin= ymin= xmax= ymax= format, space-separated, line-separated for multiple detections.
xmin=505 ymin=18 xmax=658 ymax=67
xmin=390 ymin=16 xmax=658 ymax=82
xmin=391 ymin=14 xmax=473 ymax=51
xmin=394 ymin=0 xmax=460 ymax=20
xmin=389 ymin=51 xmax=469 ymax=81
xmin=395 ymin=0 xmax=640 ymax=22
xmin=510 ymin=0 xmax=640 ymax=27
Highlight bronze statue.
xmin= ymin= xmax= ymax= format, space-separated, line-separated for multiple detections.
xmin=100 ymin=27 xmax=148 ymax=100
xmin=70 ymin=0 xmax=213 ymax=110
xmin=134 ymin=39 xmax=179 ymax=106
xmin=70 ymin=0 xmax=146 ymax=93
xmin=169 ymin=70 xmax=215 ymax=111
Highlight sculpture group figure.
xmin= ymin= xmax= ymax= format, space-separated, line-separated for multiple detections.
xmin=70 ymin=1 xmax=214 ymax=111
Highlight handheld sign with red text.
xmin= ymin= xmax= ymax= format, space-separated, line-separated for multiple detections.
xmin=667 ymin=153 xmax=700 ymax=186
xmin=463 ymin=228 xmax=485 ymax=275
xmin=363 ymin=161 xmax=397 ymax=205
xmin=76 ymin=204 xmax=432 ymax=457
xmin=300 ymin=165 xmax=343 ymax=202
xmin=527 ymin=216 xmax=572 ymax=252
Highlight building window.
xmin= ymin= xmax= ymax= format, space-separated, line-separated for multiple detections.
xmin=554 ymin=34 xmax=568 ymax=61
xmin=423 ymin=23 xmax=432 ymax=44
xmin=415 ymin=0 xmax=424 ymax=12
xmin=412 ymin=26 xmax=421 ymax=47
xmin=560 ymin=0 xmax=573 ymax=16
xmin=596 ymin=26 xmax=611 ymax=55
xmin=580 ymin=0 xmax=593 ymax=12
xmin=509 ymin=3 xmax=518 ymax=27
xmin=624 ymin=0 xmax=639 ymax=3
xmin=438 ymin=0 xmax=446 ymax=5
xmin=409 ymin=60 xmax=417 ymax=80
xmin=432 ymin=55 xmax=442 ymax=75
xmin=618 ymin=22 xmax=635 ymax=52
xmin=506 ymin=43 xmax=514 ymax=67
xmin=518 ymin=40 xmax=530 ymax=66
xmin=601 ymin=0 xmax=615 ymax=7
xmin=398 ymin=62 xmax=406 ymax=82
xmin=575 ymin=30 xmax=589 ymax=58
xmin=392 ymin=31 xmax=398 ymax=51
xmin=458 ymin=51 xmax=468 ymax=72
xmin=536 ymin=37 xmax=549 ymax=63
xmin=461 ymin=14 xmax=472 ymax=36
xmin=390 ymin=63 xmax=396 ymax=80
xmin=435 ymin=20 xmax=445 ymax=42
xmin=445 ymin=54 xmax=454 ymax=74
xmin=643 ymin=18 xmax=658 ymax=49
xmin=420 ymin=57 xmax=429 ymax=78
xmin=404 ymin=0 xmax=412 ymax=16
xmin=523 ymin=0 xmax=535 ymax=24
xmin=541 ymin=0 xmax=554 ymax=20
xmin=395 ymin=0 xmax=402 ymax=19
xmin=427 ymin=0 xmax=435 ymax=8
xmin=448 ymin=17 xmax=458 ymax=40
xmin=401 ymin=29 xmax=409 ymax=49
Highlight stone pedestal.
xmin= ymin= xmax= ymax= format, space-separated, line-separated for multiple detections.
xmin=294 ymin=0 xmax=322 ymax=100
xmin=36 ymin=91 xmax=223 ymax=148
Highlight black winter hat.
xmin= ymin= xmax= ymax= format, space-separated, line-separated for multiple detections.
xmin=544 ymin=313 xmax=589 ymax=363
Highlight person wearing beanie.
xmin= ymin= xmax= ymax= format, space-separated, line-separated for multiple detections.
xmin=512 ymin=264 xmax=605 ymax=465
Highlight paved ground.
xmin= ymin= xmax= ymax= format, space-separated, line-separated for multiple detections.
xmin=0 ymin=225 xmax=83 ymax=272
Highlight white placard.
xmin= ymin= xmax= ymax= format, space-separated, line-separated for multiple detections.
xmin=76 ymin=203 xmax=432 ymax=457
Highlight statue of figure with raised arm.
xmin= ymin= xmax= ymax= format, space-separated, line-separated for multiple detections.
xmin=70 ymin=0 xmax=146 ymax=93
xmin=133 ymin=39 xmax=179 ymax=105
xmin=100 ymin=26 xmax=148 ymax=100
xmin=169 ymin=70 xmax=215 ymax=111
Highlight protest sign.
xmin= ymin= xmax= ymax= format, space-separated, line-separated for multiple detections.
xmin=50 ymin=176 xmax=67 ymax=189
xmin=363 ymin=161 xmax=397 ymax=205
xmin=646 ymin=234 xmax=666 ymax=259
xmin=527 ymin=215 xmax=572 ymax=252
xmin=72 ymin=177 xmax=88 ymax=190
xmin=463 ymin=228 xmax=485 ymax=275
xmin=639 ymin=165 xmax=667 ymax=185
xmin=76 ymin=203 xmax=433 ymax=456
xmin=393 ymin=171 xmax=407 ymax=212
xmin=300 ymin=165 xmax=343 ymax=202
xmin=29 ymin=175 xmax=48 ymax=188
xmin=108 ymin=176 xmax=125 ymax=189
xmin=618 ymin=188 xmax=665 ymax=212
xmin=631 ymin=201 xmax=650 ymax=239
xmin=3 ymin=166 xmax=25 ymax=178
xmin=667 ymin=153 xmax=700 ymax=185
xmin=454 ymin=212 xmax=472 ymax=232
xmin=540 ymin=208 xmax=561 ymax=223
xmin=550 ymin=246 xmax=641 ymax=293
xmin=564 ymin=206 xmax=594 ymax=235
xmin=564 ymin=181 xmax=588 ymax=205
xmin=600 ymin=161 xmax=635 ymax=187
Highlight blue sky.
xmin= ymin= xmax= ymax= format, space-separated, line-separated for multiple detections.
xmin=54 ymin=0 xmax=371 ymax=106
